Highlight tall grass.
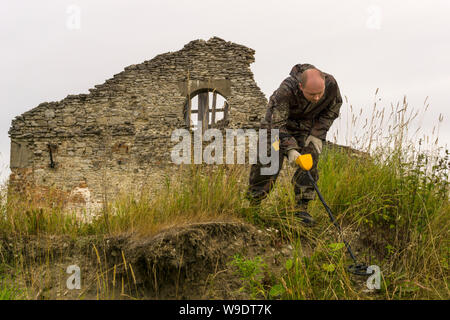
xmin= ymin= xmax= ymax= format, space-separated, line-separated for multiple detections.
xmin=0 ymin=164 xmax=245 ymax=238
xmin=272 ymin=92 xmax=449 ymax=300
xmin=102 ymin=164 xmax=244 ymax=236
xmin=0 ymin=279 xmax=25 ymax=300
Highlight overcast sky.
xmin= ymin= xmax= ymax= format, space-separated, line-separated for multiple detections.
xmin=1 ymin=0 xmax=449 ymax=182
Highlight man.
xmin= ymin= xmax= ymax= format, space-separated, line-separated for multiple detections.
xmin=247 ymin=63 xmax=343 ymax=226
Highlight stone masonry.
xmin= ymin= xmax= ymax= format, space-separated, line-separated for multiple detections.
xmin=8 ymin=37 xmax=268 ymax=213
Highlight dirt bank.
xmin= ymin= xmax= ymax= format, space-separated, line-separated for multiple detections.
xmin=1 ymin=222 xmax=299 ymax=299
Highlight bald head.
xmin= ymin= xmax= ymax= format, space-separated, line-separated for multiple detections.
xmin=299 ymin=68 xmax=326 ymax=103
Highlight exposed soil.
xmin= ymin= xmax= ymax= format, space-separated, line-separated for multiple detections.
xmin=0 ymin=222 xmax=305 ymax=300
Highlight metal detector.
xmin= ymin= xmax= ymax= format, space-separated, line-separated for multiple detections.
xmin=295 ymin=153 xmax=372 ymax=276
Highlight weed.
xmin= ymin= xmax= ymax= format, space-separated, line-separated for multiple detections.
xmin=229 ymin=254 xmax=270 ymax=299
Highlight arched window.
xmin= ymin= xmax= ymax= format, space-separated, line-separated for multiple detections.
xmin=184 ymin=90 xmax=229 ymax=131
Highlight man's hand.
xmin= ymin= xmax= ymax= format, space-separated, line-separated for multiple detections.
xmin=305 ymin=135 xmax=322 ymax=154
xmin=287 ymin=149 xmax=301 ymax=165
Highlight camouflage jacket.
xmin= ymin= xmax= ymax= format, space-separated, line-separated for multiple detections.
xmin=261 ymin=63 xmax=343 ymax=153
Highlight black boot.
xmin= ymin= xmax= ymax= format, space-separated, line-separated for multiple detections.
xmin=294 ymin=200 xmax=316 ymax=227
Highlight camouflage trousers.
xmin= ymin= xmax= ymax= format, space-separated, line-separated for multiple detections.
xmin=247 ymin=137 xmax=320 ymax=206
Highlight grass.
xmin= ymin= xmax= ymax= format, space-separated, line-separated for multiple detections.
xmin=0 ymin=263 xmax=26 ymax=300
xmin=264 ymin=145 xmax=449 ymax=299
xmin=0 ymin=280 xmax=25 ymax=300
xmin=0 ymin=164 xmax=243 ymax=238
xmin=0 ymin=93 xmax=448 ymax=299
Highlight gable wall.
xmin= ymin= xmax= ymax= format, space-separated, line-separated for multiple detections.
xmin=8 ymin=37 xmax=267 ymax=213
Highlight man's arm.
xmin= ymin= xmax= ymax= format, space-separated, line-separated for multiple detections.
xmin=309 ymin=82 xmax=343 ymax=140
xmin=262 ymin=82 xmax=299 ymax=153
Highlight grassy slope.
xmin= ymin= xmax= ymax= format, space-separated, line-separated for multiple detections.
xmin=1 ymin=97 xmax=449 ymax=299
xmin=0 ymin=145 xmax=448 ymax=300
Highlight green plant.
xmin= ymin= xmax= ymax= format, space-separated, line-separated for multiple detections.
xmin=274 ymin=241 xmax=359 ymax=300
xmin=229 ymin=254 xmax=269 ymax=299
xmin=0 ymin=276 xmax=25 ymax=300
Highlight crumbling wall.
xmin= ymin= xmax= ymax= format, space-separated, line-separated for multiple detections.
xmin=8 ymin=37 xmax=268 ymax=215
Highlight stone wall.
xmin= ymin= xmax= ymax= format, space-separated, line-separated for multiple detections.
xmin=8 ymin=37 xmax=268 ymax=214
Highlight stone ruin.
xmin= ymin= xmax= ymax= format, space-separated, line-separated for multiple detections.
xmin=8 ymin=37 xmax=268 ymax=215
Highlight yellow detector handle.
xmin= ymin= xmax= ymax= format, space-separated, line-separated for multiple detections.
xmin=295 ymin=154 xmax=313 ymax=171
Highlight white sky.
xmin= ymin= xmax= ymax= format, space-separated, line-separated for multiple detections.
xmin=1 ymin=0 xmax=449 ymax=182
